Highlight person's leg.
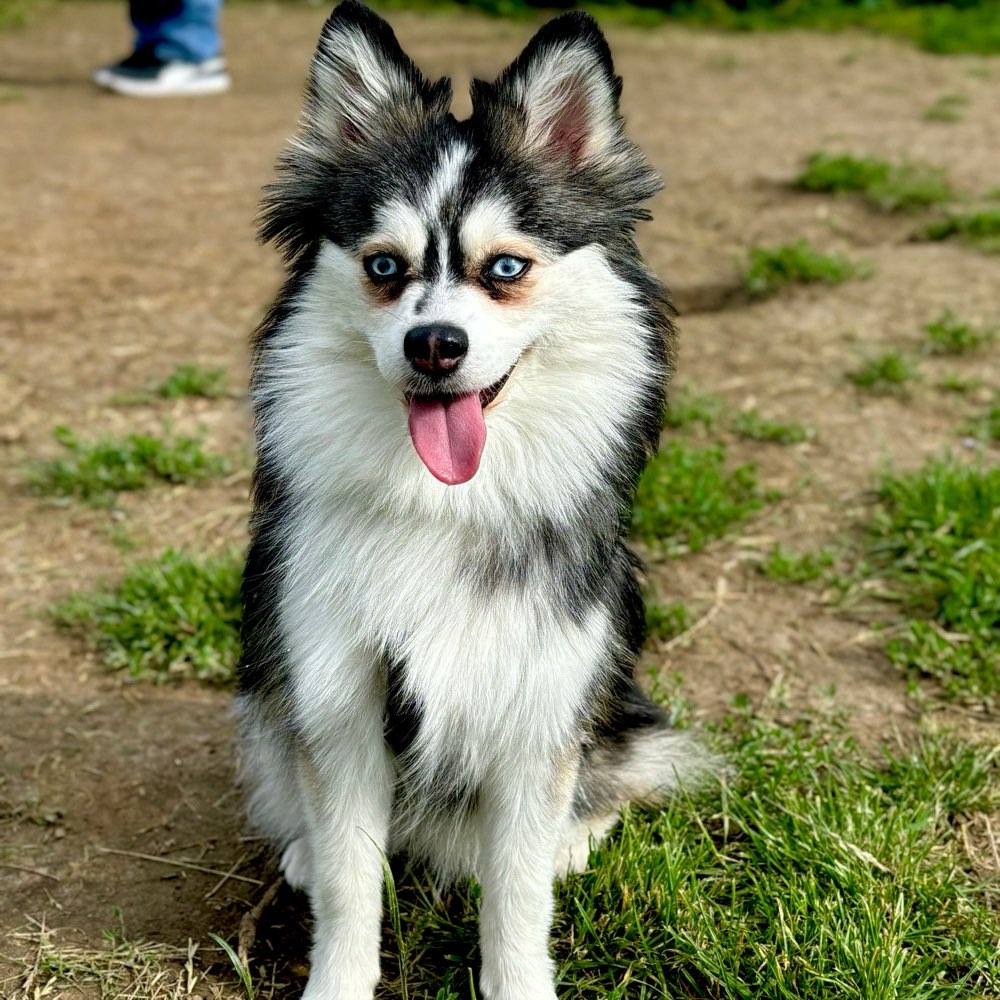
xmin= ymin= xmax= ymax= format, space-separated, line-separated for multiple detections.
xmin=129 ymin=0 xmax=223 ymax=63
xmin=93 ymin=0 xmax=228 ymax=95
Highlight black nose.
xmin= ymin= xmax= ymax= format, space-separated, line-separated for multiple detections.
xmin=403 ymin=324 xmax=468 ymax=378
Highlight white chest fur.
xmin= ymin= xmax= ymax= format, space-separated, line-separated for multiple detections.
xmin=281 ymin=497 xmax=611 ymax=783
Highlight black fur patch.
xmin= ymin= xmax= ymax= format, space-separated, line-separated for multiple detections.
xmin=383 ymin=651 xmax=423 ymax=758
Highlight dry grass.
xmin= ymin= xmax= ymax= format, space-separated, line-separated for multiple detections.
xmin=4 ymin=916 xmax=241 ymax=1000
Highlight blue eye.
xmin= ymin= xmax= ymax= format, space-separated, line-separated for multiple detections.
xmin=365 ymin=254 xmax=403 ymax=280
xmin=487 ymin=256 xmax=530 ymax=281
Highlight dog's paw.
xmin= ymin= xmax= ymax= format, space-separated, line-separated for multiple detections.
xmin=280 ymin=837 xmax=312 ymax=892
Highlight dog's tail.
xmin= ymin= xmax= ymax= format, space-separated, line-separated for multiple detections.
xmin=574 ymin=678 xmax=714 ymax=821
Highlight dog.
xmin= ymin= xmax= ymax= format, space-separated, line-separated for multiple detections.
xmin=236 ymin=4 xmax=705 ymax=997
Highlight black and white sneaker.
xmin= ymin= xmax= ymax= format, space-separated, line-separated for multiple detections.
xmin=92 ymin=46 xmax=230 ymax=97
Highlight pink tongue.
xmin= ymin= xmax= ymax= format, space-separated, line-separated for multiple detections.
xmin=408 ymin=393 xmax=486 ymax=485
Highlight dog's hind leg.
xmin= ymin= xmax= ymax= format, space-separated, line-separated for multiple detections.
xmin=477 ymin=748 xmax=578 ymax=1000
xmin=236 ymin=695 xmax=311 ymax=884
xmin=554 ymin=810 xmax=620 ymax=876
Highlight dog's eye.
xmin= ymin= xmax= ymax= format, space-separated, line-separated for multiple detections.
xmin=364 ymin=254 xmax=404 ymax=281
xmin=486 ymin=256 xmax=530 ymax=282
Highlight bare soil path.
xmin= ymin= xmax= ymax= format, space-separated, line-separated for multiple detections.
xmin=0 ymin=3 xmax=997 ymax=995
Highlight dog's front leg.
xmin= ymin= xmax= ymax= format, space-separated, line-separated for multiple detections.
xmin=477 ymin=749 xmax=578 ymax=1000
xmin=298 ymin=693 xmax=393 ymax=1000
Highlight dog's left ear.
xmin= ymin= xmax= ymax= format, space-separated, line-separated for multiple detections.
xmin=472 ymin=12 xmax=623 ymax=167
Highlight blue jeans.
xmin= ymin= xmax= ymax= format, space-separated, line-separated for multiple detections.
xmin=130 ymin=0 xmax=223 ymax=63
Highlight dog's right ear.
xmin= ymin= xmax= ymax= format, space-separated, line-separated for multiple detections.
xmin=300 ymin=0 xmax=451 ymax=157
xmin=261 ymin=2 xmax=450 ymax=260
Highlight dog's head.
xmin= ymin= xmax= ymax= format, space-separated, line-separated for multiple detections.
xmin=262 ymin=1 xmax=668 ymax=490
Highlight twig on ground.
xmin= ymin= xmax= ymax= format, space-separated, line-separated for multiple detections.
xmin=985 ymin=815 xmax=1000 ymax=872
xmin=0 ymin=861 xmax=60 ymax=882
xmin=95 ymin=846 xmax=264 ymax=885
xmin=238 ymin=876 xmax=283 ymax=967
xmin=204 ymin=852 xmax=248 ymax=900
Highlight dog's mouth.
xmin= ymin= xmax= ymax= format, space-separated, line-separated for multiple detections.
xmin=405 ymin=363 xmax=516 ymax=486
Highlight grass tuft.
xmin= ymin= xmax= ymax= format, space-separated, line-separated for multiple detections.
xmin=922 ymin=93 xmax=968 ymax=123
xmin=8 ymin=916 xmax=220 ymax=1000
xmin=846 ymin=350 xmax=918 ymax=395
xmin=154 ymin=362 xmax=229 ymax=399
xmin=631 ymin=442 xmax=766 ymax=554
xmin=923 ymin=308 xmax=996 ymax=355
xmin=924 ymin=207 xmax=1000 ymax=253
xmin=52 ymin=549 xmax=243 ymax=684
xmin=795 ymin=152 xmax=953 ymax=211
xmin=867 ymin=458 xmax=1000 ymax=707
xmin=744 ymin=240 xmax=871 ymax=298
xmin=759 ymin=544 xmax=836 ymax=583
xmin=645 ymin=600 xmax=692 ymax=642
xmin=962 ymin=393 xmax=1000 ymax=444
xmin=936 ymin=374 xmax=980 ymax=395
xmin=28 ymin=426 xmax=227 ymax=501
xmin=731 ymin=409 xmax=811 ymax=444
xmin=663 ymin=386 xmax=726 ymax=431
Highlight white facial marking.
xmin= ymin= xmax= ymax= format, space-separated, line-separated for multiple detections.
xmin=371 ymin=198 xmax=427 ymax=266
xmin=459 ymin=197 xmax=522 ymax=259
xmin=423 ymin=143 xmax=470 ymax=220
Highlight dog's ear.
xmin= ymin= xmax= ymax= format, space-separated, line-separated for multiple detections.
xmin=471 ymin=12 xmax=623 ymax=168
xmin=261 ymin=2 xmax=451 ymax=260
xmin=301 ymin=0 xmax=451 ymax=156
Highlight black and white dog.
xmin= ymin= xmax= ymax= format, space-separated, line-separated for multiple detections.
xmin=237 ymin=4 xmax=704 ymax=997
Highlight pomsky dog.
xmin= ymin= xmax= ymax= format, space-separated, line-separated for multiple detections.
xmin=237 ymin=3 xmax=705 ymax=997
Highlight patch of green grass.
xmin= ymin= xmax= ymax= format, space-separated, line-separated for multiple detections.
xmin=867 ymin=458 xmax=1000 ymax=707
xmin=631 ymin=442 xmax=767 ymax=554
xmin=368 ymin=0 xmax=1000 ymax=56
xmin=0 ymin=0 xmax=29 ymax=30
xmin=922 ymin=93 xmax=968 ymax=123
xmin=795 ymin=152 xmax=953 ymax=211
xmin=924 ymin=207 xmax=1000 ymax=253
xmin=663 ymin=386 xmax=726 ymax=431
xmin=645 ymin=600 xmax=692 ymax=642
xmin=923 ymin=308 xmax=996 ymax=355
xmin=962 ymin=393 xmax=1000 ymax=444
xmin=936 ymin=374 xmax=981 ymax=395
xmin=595 ymin=1 xmax=1000 ymax=55
xmin=760 ymin=544 xmax=836 ymax=583
xmin=555 ymin=710 xmax=998 ymax=999
xmin=52 ymin=549 xmax=243 ymax=683
xmin=28 ymin=425 xmax=227 ymax=501
xmin=154 ymin=362 xmax=229 ymax=399
xmin=846 ymin=350 xmax=919 ymax=395
xmin=731 ymin=409 xmax=811 ymax=444
xmin=744 ymin=240 xmax=872 ymax=298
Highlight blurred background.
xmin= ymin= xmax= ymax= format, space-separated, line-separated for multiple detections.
xmin=1 ymin=1 xmax=997 ymax=998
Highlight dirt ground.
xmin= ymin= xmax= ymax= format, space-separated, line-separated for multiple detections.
xmin=0 ymin=3 xmax=997 ymax=996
